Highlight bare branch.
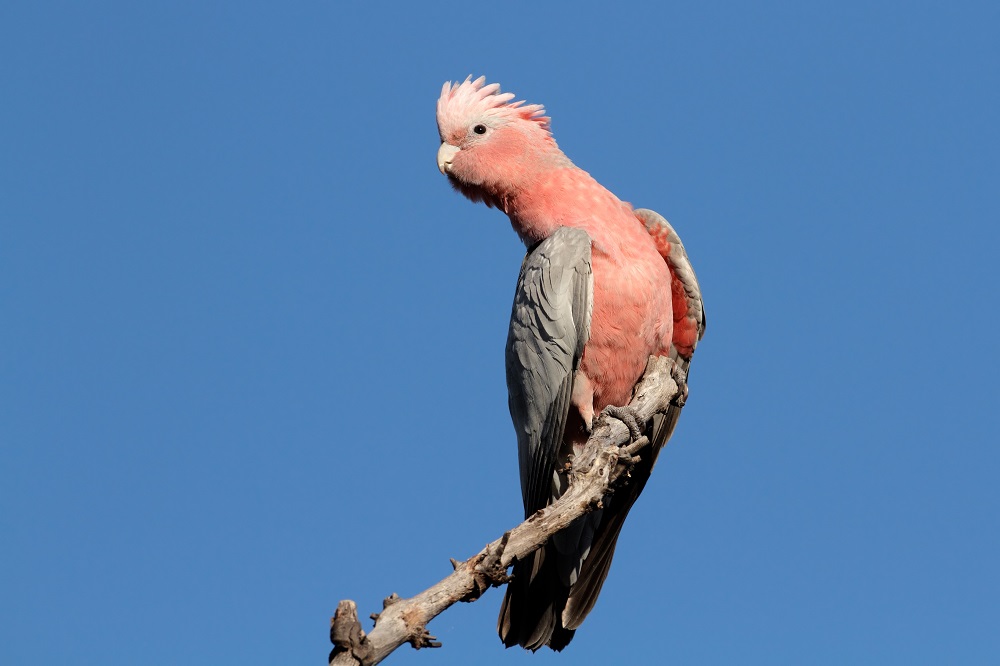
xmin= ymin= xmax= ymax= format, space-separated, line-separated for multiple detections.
xmin=329 ymin=356 xmax=679 ymax=666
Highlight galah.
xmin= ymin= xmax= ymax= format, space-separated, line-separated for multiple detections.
xmin=435 ymin=77 xmax=706 ymax=651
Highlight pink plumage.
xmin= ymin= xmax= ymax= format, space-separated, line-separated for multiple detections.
xmin=436 ymin=76 xmax=705 ymax=651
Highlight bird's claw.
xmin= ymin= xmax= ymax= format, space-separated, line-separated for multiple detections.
xmin=601 ymin=405 xmax=643 ymax=441
xmin=670 ymin=363 xmax=689 ymax=407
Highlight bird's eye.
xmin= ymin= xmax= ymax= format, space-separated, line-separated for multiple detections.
xmin=473 ymin=124 xmax=487 ymax=135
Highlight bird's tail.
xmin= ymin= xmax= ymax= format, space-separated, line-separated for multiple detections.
xmin=497 ymin=542 xmax=575 ymax=651
xmin=497 ymin=410 xmax=676 ymax=651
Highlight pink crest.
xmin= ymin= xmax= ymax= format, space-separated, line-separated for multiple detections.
xmin=436 ymin=76 xmax=550 ymax=137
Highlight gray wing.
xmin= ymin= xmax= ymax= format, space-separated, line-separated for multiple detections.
xmin=559 ymin=209 xmax=706 ymax=631
xmin=505 ymin=226 xmax=594 ymax=517
xmin=634 ymin=207 xmax=706 ymax=370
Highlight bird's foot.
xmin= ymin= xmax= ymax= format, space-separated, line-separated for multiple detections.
xmin=600 ymin=405 xmax=643 ymax=441
xmin=670 ymin=363 xmax=690 ymax=407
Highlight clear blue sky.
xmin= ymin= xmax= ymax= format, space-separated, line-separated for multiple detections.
xmin=2 ymin=2 xmax=998 ymax=664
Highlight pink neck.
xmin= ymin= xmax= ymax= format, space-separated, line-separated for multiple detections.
xmin=504 ymin=164 xmax=628 ymax=253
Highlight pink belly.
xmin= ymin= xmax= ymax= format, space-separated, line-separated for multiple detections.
xmin=581 ymin=252 xmax=673 ymax=411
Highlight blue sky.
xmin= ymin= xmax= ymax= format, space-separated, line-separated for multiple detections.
xmin=2 ymin=1 xmax=998 ymax=664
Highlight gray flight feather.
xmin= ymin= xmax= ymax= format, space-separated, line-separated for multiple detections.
xmin=634 ymin=207 xmax=707 ymax=363
xmin=560 ymin=210 xmax=706 ymax=633
xmin=505 ymin=226 xmax=594 ymax=518
xmin=499 ymin=226 xmax=593 ymax=651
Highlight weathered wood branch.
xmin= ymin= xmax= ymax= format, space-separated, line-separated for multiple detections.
xmin=329 ymin=356 xmax=680 ymax=666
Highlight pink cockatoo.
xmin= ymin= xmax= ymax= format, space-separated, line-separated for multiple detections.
xmin=435 ymin=77 xmax=706 ymax=651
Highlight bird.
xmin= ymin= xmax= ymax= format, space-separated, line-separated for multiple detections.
xmin=435 ymin=76 xmax=706 ymax=651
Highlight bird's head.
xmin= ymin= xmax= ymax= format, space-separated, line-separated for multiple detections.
xmin=436 ymin=76 xmax=559 ymax=207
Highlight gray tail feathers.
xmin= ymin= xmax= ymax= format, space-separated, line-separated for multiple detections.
xmin=497 ymin=514 xmax=628 ymax=651
xmin=497 ymin=544 xmax=576 ymax=651
xmin=498 ymin=411 xmax=676 ymax=651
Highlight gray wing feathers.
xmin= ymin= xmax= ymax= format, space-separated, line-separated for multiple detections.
xmin=500 ymin=227 xmax=593 ymax=651
xmin=562 ymin=209 xmax=706 ymax=631
xmin=634 ymin=207 xmax=707 ymax=365
xmin=505 ymin=227 xmax=593 ymax=517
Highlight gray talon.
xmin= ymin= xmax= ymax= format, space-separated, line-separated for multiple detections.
xmin=670 ymin=363 xmax=689 ymax=407
xmin=601 ymin=405 xmax=643 ymax=441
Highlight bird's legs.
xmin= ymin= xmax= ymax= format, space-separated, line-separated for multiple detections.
xmin=599 ymin=404 xmax=646 ymax=474
xmin=600 ymin=405 xmax=643 ymax=441
xmin=670 ymin=362 xmax=689 ymax=407
xmin=571 ymin=370 xmax=596 ymax=430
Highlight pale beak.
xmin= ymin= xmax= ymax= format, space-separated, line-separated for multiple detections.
xmin=437 ymin=143 xmax=459 ymax=175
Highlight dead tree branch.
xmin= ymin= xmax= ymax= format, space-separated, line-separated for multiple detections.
xmin=329 ymin=356 xmax=680 ymax=665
